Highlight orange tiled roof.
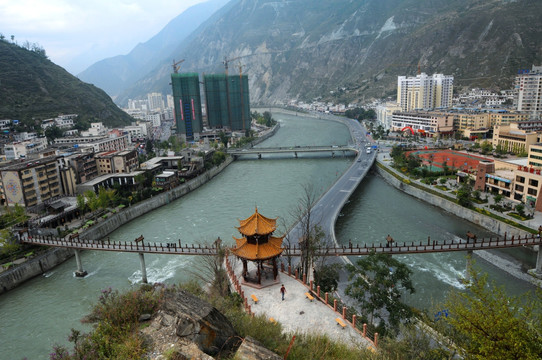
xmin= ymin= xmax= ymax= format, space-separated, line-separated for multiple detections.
xmin=236 ymin=207 xmax=277 ymax=236
xmin=231 ymin=235 xmax=284 ymax=260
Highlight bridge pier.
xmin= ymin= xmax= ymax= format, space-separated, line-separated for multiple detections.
xmin=294 ymin=151 xmax=297 ymax=158
xmin=74 ymin=249 xmax=87 ymax=277
xmin=528 ymin=245 xmax=542 ymax=279
xmin=139 ymin=253 xmax=148 ymax=284
xmin=465 ymin=250 xmax=473 ymax=281
xmin=258 ymin=153 xmax=261 ymax=159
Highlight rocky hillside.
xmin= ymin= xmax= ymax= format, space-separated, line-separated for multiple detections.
xmin=115 ymin=0 xmax=542 ymax=106
xmin=0 ymin=40 xmax=133 ymax=127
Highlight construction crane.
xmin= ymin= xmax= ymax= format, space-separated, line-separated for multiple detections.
xmin=223 ymin=56 xmax=245 ymax=76
xmin=172 ymin=59 xmax=185 ymax=73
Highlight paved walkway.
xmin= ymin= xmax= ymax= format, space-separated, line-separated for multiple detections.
xmin=232 ymin=260 xmax=372 ymax=350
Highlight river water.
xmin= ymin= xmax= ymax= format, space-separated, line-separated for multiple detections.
xmin=0 ymin=111 xmax=536 ymax=359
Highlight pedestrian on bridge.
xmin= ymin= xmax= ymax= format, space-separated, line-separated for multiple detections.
xmin=386 ymin=234 xmax=394 ymax=247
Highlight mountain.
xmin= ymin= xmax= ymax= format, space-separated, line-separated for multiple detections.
xmin=0 ymin=40 xmax=133 ymax=127
xmin=77 ymin=0 xmax=230 ymax=98
xmin=115 ymin=0 xmax=542 ymax=106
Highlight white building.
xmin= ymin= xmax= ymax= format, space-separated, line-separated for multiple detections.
xmin=147 ymin=92 xmax=164 ymax=111
xmin=81 ymin=122 xmax=107 ymax=137
xmin=397 ymin=73 xmax=454 ymax=111
xmin=145 ymin=113 xmax=161 ymax=127
xmin=4 ymin=137 xmax=48 ymax=159
xmin=515 ymin=65 xmax=542 ymax=118
xmin=376 ymin=102 xmax=402 ymax=129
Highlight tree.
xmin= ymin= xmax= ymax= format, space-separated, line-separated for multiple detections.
xmin=45 ymin=126 xmax=63 ymax=142
xmin=76 ymin=194 xmax=86 ymax=215
xmin=480 ymin=141 xmax=493 ymax=155
xmin=406 ymin=154 xmax=421 ymax=173
xmin=84 ymin=190 xmax=99 ymax=214
xmin=441 ymin=266 xmax=542 ymax=360
xmin=218 ymin=131 xmax=229 ymax=148
xmin=346 ymin=251 xmax=415 ymax=333
xmin=290 ymin=184 xmax=328 ymax=281
xmin=314 ymin=263 xmax=341 ymax=293
xmin=493 ymin=193 xmax=503 ymax=206
xmin=456 ymin=182 xmax=473 ymax=208
xmin=515 ymin=203 xmax=525 ymax=217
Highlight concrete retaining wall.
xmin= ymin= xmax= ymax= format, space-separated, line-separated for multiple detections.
xmin=0 ymin=248 xmax=74 ymax=295
xmin=375 ymin=161 xmax=530 ymax=238
xmin=79 ymin=156 xmax=234 ymax=241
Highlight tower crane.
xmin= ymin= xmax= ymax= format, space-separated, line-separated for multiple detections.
xmin=172 ymin=59 xmax=185 ymax=73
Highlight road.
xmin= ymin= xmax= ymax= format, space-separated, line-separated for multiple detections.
xmin=285 ymin=116 xmax=376 ymax=248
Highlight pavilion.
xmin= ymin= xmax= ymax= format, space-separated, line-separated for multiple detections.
xmin=231 ymin=208 xmax=284 ymax=288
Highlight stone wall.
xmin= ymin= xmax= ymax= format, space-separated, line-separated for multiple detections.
xmin=375 ymin=161 xmax=531 ymax=238
xmin=0 ymin=248 xmax=74 ymax=295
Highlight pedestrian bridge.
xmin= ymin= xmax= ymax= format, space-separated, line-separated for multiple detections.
xmin=21 ymin=232 xmax=542 ymax=282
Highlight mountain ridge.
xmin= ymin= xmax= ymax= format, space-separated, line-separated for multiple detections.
xmin=0 ymin=40 xmax=133 ymax=127
xmin=113 ymin=0 xmax=542 ymax=106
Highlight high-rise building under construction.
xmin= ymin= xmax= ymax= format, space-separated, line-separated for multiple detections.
xmin=171 ymin=73 xmax=203 ymax=141
xmin=204 ymin=74 xmax=251 ymax=132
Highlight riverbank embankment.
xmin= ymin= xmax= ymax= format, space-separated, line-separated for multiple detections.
xmin=0 ymin=123 xmax=281 ymax=295
xmin=375 ymin=155 xmax=542 ymax=287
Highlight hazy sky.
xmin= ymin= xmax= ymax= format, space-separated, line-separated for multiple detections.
xmin=0 ymin=0 xmax=207 ymax=75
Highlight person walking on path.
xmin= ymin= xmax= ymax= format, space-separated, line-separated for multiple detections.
xmin=280 ymin=284 xmax=286 ymax=301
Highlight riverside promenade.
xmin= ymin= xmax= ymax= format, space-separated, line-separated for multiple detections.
xmin=224 ymin=256 xmax=376 ymax=351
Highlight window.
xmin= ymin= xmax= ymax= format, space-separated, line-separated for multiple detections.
xmin=515 ymin=184 xmax=524 ymax=192
xmin=528 ymin=188 xmax=538 ymax=196
xmin=529 ymin=179 xmax=539 ymax=187
xmin=516 ymin=176 xmax=525 ymax=183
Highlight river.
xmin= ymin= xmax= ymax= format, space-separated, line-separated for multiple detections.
xmin=0 ymin=111 xmax=536 ymax=359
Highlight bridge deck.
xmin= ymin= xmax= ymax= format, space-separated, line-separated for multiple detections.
xmin=21 ymin=233 xmax=541 ymax=256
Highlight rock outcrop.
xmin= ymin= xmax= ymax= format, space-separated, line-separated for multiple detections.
xmin=142 ymin=288 xmax=239 ymax=358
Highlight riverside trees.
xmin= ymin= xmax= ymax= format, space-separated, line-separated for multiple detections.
xmin=346 ymin=251 xmax=415 ymax=334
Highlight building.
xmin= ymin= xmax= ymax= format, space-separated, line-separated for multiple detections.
xmin=203 ymin=73 xmax=251 ymax=131
xmin=376 ymin=102 xmax=402 ymax=129
xmin=231 ymin=208 xmax=284 ymax=286
xmin=492 ymin=123 xmax=540 ymax=154
xmin=4 ymin=137 xmax=48 ymax=160
xmin=397 ymin=73 xmax=453 ymax=111
xmin=147 ymin=92 xmax=164 ymax=111
xmin=95 ymin=150 xmax=138 ymax=175
xmin=391 ymin=111 xmax=454 ymax=136
xmin=0 ymin=156 xmax=61 ymax=207
xmin=57 ymin=149 xmax=98 ymax=186
xmin=171 ymin=73 xmax=203 ymax=141
xmin=204 ymin=74 xmax=229 ymax=129
xmin=515 ymin=65 xmax=542 ymax=117
xmin=54 ymin=135 xmax=129 ymax=153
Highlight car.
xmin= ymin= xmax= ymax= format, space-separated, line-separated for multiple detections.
xmin=357 ymin=159 xmax=361 ymax=162
xmin=366 ymin=149 xmax=371 ymax=154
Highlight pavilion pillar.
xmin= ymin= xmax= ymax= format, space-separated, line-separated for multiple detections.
xmin=242 ymin=259 xmax=248 ymax=277
xmin=272 ymin=257 xmax=278 ymax=280
xmin=139 ymin=253 xmax=148 ymax=284
xmin=74 ymin=249 xmax=87 ymax=277
xmin=257 ymin=261 xmax=262 ymax=284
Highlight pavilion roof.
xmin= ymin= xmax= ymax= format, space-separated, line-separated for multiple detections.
xmin=236 ymin=207 xmax=277 ymax=236
xmin=231 ymin=235 xmax=284 ymax=261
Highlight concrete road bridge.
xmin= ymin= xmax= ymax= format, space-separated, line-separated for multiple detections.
xmin=227 ymin=145 xmax=357 ymax=159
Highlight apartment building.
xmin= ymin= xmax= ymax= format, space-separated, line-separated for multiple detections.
xmin=515 ymin=65 xmax=542 ymax=117
xmin=397 ymin=73 xmax=453 ymax=111
xmin=0 ymin=156 xmax=61 ymax=207
xmin=95 ymin=149 xmax=138 ymax=175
